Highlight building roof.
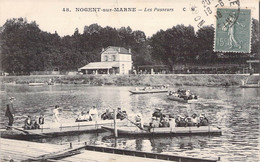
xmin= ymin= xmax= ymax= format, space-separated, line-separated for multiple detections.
xmin=102 ymin=46 xmax=131 ymax=55
xmin=79 ymin=62 xmax=119 ymax=70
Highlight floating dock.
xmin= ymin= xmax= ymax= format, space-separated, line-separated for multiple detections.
xmin=0 ymin=138 xmax=220 ymax=162
xmin=0 ymin=119 xmax=127 ymax=139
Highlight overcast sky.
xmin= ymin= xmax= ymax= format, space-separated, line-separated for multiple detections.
xmin=0 ymin=0 xmax=258 ymax=37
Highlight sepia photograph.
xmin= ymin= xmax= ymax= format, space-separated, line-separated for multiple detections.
xmin=0 ymin=0 xmax=259 ymax=161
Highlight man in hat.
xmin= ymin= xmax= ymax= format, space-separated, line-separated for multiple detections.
xmin=5 ymin=97 xmax=16 ymax=129
xmin=152 ymin=108 xmax=163 ymax=121
xmin=24 ymin=115 xmax=32 ymax=130
xmin=198 ymin=114 xmax=209 ymax=126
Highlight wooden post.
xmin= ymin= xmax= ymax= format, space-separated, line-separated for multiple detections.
xmin=114 ymin=109 xmax=118 ymax=137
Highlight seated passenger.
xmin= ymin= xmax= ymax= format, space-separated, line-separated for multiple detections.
xmin=24 ymin=116 xmax=33 ymax=130
xmin=101 ymin=109 xmax=110 ymax=120
xmin=38 ymin=114 xmax=45 ymax=125
xmin=32 ymin=119 xmax=40 ymax=129
xmin=191 ymin=113 xmax=199 ymax=126
xmin=152 ymin=108 xmax=163 ymax=120
xmin=120 ymin=111 xmax=127 ymax=120
xmin=176 ymin=115 xmax=186 ymax=127
xmin=185 ymin=117 xmax=194 ymax=127
xmin=160 ymin=115 xmax=170 ymax=127
xmin=198 ymin=114 xmax=209 ymax=126
xmin=150 ymin=117 xmax=160 ymax=128
xmin=116 ymin=107 xmax=123 ymax=119
xmin=76 ymin=111 xmax=86 ymax=122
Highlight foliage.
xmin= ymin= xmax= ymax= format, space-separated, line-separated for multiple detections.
xmin=0 ymin=18 xmax=258 ymax=74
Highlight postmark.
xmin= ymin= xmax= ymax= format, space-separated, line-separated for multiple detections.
xmin=214 ymin=8 xmax=252 ymax=53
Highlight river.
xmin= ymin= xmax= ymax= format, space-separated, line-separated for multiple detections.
xmin=0 ymin=84 xmax=259 ymax=161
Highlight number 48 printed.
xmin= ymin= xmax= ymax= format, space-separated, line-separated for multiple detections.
xmin=63 ymin=8 xmax=71 ymax=12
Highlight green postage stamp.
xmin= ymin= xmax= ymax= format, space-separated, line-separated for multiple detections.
xmin=214 ymin=8 xmax=252 ymax=53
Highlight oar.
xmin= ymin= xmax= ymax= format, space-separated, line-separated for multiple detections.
xmin=6 ymin=125 xmax=50 ymax=137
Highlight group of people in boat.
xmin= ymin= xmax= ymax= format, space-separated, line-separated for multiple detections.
xmin=101 ymin=108 xmax=127 ymax=120
xmin=23 ymin=114 xmax=45 ymax=130
xmin=76 ymin=106 xmax=98 ymax=122
xmin=134 ymin=108 xmax=209 ymax=129
xmin=168 ymin=89 xmax=198 ymax=100
xmin=76 ymin=107 xmax=127 ymax=122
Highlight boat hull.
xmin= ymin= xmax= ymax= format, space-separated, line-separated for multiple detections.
xmin=240 ymin=84 xmax=260 ymax=88
xmin=167 ymin=96 xmax=199 ymax=103
xmin=129 ymin=89 xmax=168 ymax=94
xmin=29 ymin=83 xmax=45 ymax=86
xmin=102 ymin=126 xmax=221 ymax=136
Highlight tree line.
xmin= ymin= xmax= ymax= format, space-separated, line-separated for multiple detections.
xmin=0 ymin=17 xmax=258 ymax=74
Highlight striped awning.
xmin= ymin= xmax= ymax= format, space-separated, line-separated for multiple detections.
xmin=79 ymin=62 xmax=119 ymax=70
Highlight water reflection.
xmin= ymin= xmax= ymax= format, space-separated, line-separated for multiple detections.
xmin=0 ymin=85 xmax=259 ymax=162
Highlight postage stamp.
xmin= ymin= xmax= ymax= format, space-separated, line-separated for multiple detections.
xmin=214 ymin=8 xmax=252 ymax=53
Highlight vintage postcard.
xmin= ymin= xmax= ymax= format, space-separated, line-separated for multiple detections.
xmin=0 ymin=0 xmax=259 ymax=162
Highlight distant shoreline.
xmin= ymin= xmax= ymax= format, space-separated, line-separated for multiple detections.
xmin=1 ymin=74 xmax=256 ymax=87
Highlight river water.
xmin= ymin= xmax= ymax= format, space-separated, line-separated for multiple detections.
xmin=0 ymin=84 xmax=259 ymax=161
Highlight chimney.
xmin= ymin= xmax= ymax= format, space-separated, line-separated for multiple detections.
xmin=102 ymin=48 xmax=104 ymax=52
xmin=129 ymin=48 xmax=131 ymax=53
xmin=118 ymin=48 xmax=120 ymax=52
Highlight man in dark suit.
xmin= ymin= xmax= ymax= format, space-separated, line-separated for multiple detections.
xmin=5 ymin=97 xmax=16 ymax=129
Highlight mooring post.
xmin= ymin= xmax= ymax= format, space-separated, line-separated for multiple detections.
xmin=70 ymin=142 xmax=72 ymax=149
xmin=114 ymin=108 xmax=118 ymax=137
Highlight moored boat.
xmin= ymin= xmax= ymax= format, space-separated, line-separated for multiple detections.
xmin=129 ymin=89 xmax=168 ymax=94
xmin=240 ymin=84 xmax=260 ymax=88
xmin=102 ymin=125 xmax=221 ymax=136
xmin=29 ymin=83 xmax=45 ymax=86
xmin=167 ymin=95 xmax=199 ymax=103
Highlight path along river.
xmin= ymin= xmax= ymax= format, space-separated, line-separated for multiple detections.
xmin=0 ymin=84 xmax=259 ymax=161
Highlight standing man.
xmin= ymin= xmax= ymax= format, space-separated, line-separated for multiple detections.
xmin=5 ymin=97 xmax=16 ymax=129
xmin=53 ymin=105 xmax=60 ymax=123
xmin=89 ymin=106 xmax=98 ymax=121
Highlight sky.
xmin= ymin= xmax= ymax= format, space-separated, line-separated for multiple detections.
xmin=0 ymin=0 xmax=259 ymax=37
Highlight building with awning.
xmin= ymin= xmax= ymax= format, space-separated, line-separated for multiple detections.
xmin=79 ymin=46 xmax=132 ymax=74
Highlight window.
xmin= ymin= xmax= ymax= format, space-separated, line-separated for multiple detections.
xmin=112 ymin=55 xmax=116 ymax=61
xmin=104 ymin=55 xmax=108 ymax=61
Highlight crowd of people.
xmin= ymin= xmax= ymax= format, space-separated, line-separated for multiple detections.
xmin=168 ymin=89 xmax=198 ymax=100
xmin=23 ymin=114 xmax=44 ymax=130
xmin=134 ymin=108 xmax=209 ymax=130
xmin=76 ymin=106 xmax=98 ymax=122
xmin=76 ymin=107 xmax=127 ymax=122
xmin=101 ymin=108 xmax=127 ymax=120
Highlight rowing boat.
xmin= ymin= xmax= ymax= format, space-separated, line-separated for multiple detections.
xmin=1 ymin=119 xmax=127 ymax=139
xmin=240 ymin=84 xmax=260 ymax=88
xmin=102 ymin=126 xmax=221 ymax=136
xmin=129 ymin=89 xmax=168 ymax=94
xmin=167 ymin=95 xmax=199 ymax=103
xmin=29 ymin=83 xmax=45 ymax=86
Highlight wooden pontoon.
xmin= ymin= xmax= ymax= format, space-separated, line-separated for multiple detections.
xmin=0 ymin=119 xmax=127 ymax=139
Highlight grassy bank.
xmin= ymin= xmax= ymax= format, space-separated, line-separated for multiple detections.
xmin=0 ymin=74 xmax=251 ymax=87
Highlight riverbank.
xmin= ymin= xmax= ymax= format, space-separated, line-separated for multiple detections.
xmin=0 ymin=74 xmax=255 ymax=87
